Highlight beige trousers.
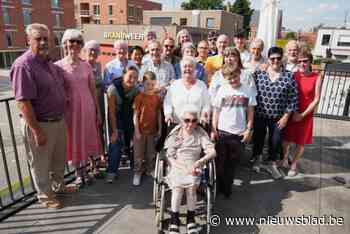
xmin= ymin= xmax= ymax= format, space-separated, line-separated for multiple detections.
xmin=21 ymin=118 xmax=66 ymax=201
xmin=133 ymin=134 xmax=157 ymax=174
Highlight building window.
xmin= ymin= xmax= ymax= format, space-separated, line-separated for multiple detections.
xmin=22 ymin=9 xmax=32 ymax=26
xmin=93 ymin=5 xmax=100 ymax=16
xmin=2 ymin=7 xmax=10 ymax=25
xmin=109 ymin=19 xmax=113 ymax=24
xmin=180 ymin=18 xmax=187 ymax=26
xmin=21 ymin=0 xmax=32 ymax=5
xmin=108 ymin=5 xmax=113 ymax=15
xmin=51 ymin=0 xmax=60 ymax=8
xmin=53 ymin=13 xmax=61 ymax=27
xmin=206 ymin=18 xmax=215 ymax=28
xmin=5 ymin=31 xmax=14 ymax=47
xmin=54 ymin=31 xmax=63 ymax=46
xmin=321 ymin=34 xmax=331 ymax=46
xmin=128 ymin=5 xmax=134 ymax=17
xmin=94 ymin=19 xmax=100 ymax=24
xmin=137 ymin=7 xmax=142 ymax=18
xmin=337 ymin=35 xmax=350 ymax=47
xmin=150 ymin=17 xmax=172 ymax=25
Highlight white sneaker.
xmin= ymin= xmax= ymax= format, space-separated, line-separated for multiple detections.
xmin=133 ymin=173 xmax=142 ymax=186
xmin=287 ymin=169 xmax=298 ymax=177
xmin=252 ymin=155 xmax=262 ymax=173
xmin=262 ymin=163 xmax=282 ymax=180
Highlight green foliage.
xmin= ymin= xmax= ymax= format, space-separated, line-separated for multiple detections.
xmin=276 ymin=39 xmax=289 ymax=49
xmin=181 ymin=0 xmax=225 ymax=10
xmin=229 ymin=0 xmax=254 ymax=35
xmin=285 ymin=32 xmax=296 ymax=40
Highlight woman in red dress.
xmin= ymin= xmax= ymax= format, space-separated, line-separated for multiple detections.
xmin=281 ymin=47 xmax=322 ymax=176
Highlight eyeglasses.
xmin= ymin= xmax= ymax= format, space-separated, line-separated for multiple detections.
xmin=198 ymin=47 xmax=209 ymax=50
xmin=164 ymin=45 xmax=174 ymax=48
xmin=69 ymin=39 xmax=83 ymax=44
xmin=269 ymin=56 xmax=282 ymax=61
xmin=183 ymin=118 xmax=198 ymax=124
xmin=298 ymin=59 xmax=309 ymax=64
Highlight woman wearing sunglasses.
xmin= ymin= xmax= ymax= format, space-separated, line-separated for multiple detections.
xmin=281 ymin=47 xmax=321 ymax=176
xmin=251 ymin=46 xmax=298 ymax=180
xmin=165 ymin=104 xmax=216 ymax=234
xmin=56 ymin=29 xmax=102 ymax=185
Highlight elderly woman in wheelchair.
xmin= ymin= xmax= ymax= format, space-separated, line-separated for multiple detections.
xmin=163 ymin=104 xmax=216 ymax=234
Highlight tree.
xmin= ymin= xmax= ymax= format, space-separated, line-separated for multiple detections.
xmin=285 ymin=32 xmax=296 ymax=40
xmin=181 ymin=0 xmax=224 ymax=10
xmin=229 ymin=0 xmax=254 ymax=35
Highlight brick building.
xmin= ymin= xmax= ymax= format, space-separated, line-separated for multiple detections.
xmin=0 ymin=0 xmax=75 ymax=69
xmin=143 ymin=10 xmax=243 ymax=40
xmin=75 ymin=0 xmax=162 ymax=28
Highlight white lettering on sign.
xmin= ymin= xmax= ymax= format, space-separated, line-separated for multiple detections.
xmin=103 ymin=32 xmax=145 ymax=40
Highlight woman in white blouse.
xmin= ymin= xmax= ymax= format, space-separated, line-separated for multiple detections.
xmin=164 ymin=56 xmax=211 ymax=125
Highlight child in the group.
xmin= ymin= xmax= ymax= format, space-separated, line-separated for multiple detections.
xmin=133 ymin=71 xmax=162 ymax=186
xmin=211 ymin=64 xmax=257 ymax=198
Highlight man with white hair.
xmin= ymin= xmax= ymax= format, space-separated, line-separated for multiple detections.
xmin=244 ymin=38 xmax=267 ymax=73
xmin=10 ymin=23 xmax=67 ymax=209
xmin=285 ymin=40 xmax=299 ymax=72
xmin=205 ymin=34 xmax=229 ymax=80
xmin=103 ymin=40 xmax=137 ymax=89
xmin=139 ymin=41 xmax=175 ymax=97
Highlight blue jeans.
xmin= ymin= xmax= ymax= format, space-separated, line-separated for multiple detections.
xmin=107 ymin=129 xmax=133 ymax=174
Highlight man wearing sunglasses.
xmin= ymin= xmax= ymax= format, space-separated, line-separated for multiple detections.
xmin=207 ymin=31 xmax=218 ymax=57
xmin=161 ymin=37 xmax=180 ymax=67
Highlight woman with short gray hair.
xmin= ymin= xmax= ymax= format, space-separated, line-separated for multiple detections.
xmin=165 ymin=104 xmax=216 ymax=234
xmin=55 ymin=29 xmax=102 ymax=185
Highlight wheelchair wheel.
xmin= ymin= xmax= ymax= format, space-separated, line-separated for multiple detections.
xmin=158 ymin=184 xmax=166 ymax=232
xmin=200 ymin=186 xmax=213 ymax=234
xmin=209 ymin=160 xmax=217 ymax=203
xmin=153 ymin=153 xmax=160 ymax=206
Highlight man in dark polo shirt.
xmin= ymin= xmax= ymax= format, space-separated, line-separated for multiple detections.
xmin=10 ymin=23 xmax=67 ymax=209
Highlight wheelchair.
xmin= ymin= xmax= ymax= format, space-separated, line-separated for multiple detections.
xmin=153 ymin=148 xmax=216 ymax=234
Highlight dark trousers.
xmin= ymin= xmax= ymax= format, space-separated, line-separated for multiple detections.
xmin=215 ymin=131 xmax=244 ymax=197
xmin=252 ymin=116 xmax=283 ymax=162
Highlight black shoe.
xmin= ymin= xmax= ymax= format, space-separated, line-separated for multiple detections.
xmin=186 ymin=210 xmax=198 ymax=234
xmin=169 ymin=211 xmax=180 ymax=234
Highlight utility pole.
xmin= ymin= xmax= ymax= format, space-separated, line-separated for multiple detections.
xmin=345 ymin=10 xmax=349 ymax=28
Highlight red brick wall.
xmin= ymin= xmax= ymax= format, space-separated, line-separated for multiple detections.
xmin=0 ymin=1 xmax=75 ymax=53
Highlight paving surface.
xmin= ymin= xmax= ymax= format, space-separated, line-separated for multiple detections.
xmin=0 ymin=118 xmax=349 ymax=234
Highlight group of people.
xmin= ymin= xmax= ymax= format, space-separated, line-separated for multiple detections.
xmin=10 ymin=22 xmax=321 ymax=234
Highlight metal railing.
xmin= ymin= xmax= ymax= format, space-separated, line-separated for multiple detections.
xmin=0 ymin=97 xmax=77 ymax=221
xmin=315 ymin=63 xmax=350 ymax=120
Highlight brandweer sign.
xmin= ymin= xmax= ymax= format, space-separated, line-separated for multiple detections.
xmin=103 ymin=32 xmax=145 ymax=40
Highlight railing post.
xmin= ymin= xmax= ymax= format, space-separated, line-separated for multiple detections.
xmin=5 ymin=101 xmax=25 ymax=195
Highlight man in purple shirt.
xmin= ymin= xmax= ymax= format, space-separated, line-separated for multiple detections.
xmin=10 ymin=23 xmax=68 ymax=209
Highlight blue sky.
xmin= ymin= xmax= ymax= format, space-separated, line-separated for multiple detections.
xmin=154 ymin=0 xmax=349 ymax=31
